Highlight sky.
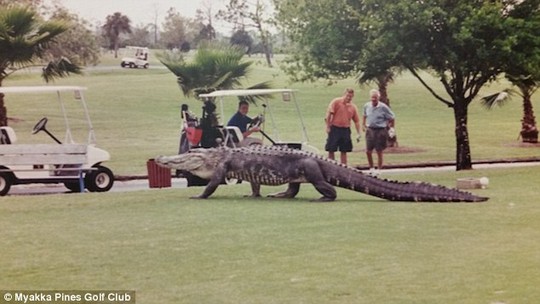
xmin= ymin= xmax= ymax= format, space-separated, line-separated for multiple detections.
xmin=47 ymin=0 xmax=229 ymax=29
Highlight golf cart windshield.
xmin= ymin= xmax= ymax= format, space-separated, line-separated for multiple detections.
xmin=0 ymin=86 xmax=96 ymax=145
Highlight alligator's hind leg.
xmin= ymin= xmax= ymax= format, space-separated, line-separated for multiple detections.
xmin=245 ymin=182 xmax=262 ymax=198
xmin=302 ymin=159 xmax=336 ymax=202
xmin=268 ymin=183 xmax=300 ymax=198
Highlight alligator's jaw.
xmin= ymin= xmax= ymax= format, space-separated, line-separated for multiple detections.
xmin=155 ymin=151 xmax=217 ymax=180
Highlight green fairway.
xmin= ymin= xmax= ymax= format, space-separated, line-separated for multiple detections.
xmin=3 ymin=52 xmax=539 ymax=176
xmin=1 ymin=52 xmax=539 ymax=303
xmin=1 ymin=166 xmax=539 ymax=303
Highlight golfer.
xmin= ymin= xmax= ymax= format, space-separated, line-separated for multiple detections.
xmin=325 ymin=88 xmax=361 ymax=165
xmin=362 ymin=89 xmax=395 ymax=172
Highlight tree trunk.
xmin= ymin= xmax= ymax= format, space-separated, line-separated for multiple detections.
xmin=453 ymin=102 xmax=473 ymax=170
xmin=377 ymin=74 xmax=398 ymax=147
xmin=114 ymin=37 xmax=119 ymax=59
xmin=0 ymin=93 xmax=7 ymax=127
xmin=520 ymin=93 xmax=538 ymax=143
xmin=260 ymin=33 xmax=272 ymax=67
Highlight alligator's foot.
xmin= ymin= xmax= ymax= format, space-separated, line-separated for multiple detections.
xmin=267 ymin=191 xmax=295 ymax=199
xmin=190 ymin=195 xmax=208 ymax=199
xmin=267 ymin=183 xmax=300 ymax=199
xmin=310 ymin=196 xmax=335 ymax=202
xmin=244 ymin=193 xmax=262 ymax=198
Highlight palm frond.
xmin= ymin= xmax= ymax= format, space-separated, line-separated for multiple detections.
xmin=42 ymin=57 xmax=82 ymax=83
xmin=481 ymin=89 xmax=514 ymax=109
xmin=238 ymin=81 xmax=275 ymax=104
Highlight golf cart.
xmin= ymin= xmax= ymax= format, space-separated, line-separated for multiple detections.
xmin=0 ymin=86 xmax=114 ymax=195
xmin=177 ymin=89 xmax=319 ymax=185
xmin=120 ymin=46 xmax=149 ymax=69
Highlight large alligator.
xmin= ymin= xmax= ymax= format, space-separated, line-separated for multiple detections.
xmin=155 ymin=145 xmax=488 ymax=202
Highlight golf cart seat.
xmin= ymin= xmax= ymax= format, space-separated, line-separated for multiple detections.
xmin=221 ymin=126 xmax=244 ymax=147
xmin=0 ymin=127 xmax=16 ymax=144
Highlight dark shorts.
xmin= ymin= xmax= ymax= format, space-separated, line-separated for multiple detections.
xmin=325 ymin=126 xmax=353 ymax=152
xmin=366 ymin=127 xmax=388 ymax=152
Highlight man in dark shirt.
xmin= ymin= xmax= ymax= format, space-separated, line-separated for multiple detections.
xmin=227 ymin=100 xmax=261 ymax=145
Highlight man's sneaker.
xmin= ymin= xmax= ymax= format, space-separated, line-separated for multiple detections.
xmin=367 ymin=168 xmax=380 ymax=177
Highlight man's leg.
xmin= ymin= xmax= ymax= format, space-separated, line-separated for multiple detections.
xmin=376 ymin=150 xmax=384 ymax=169
xmin=340 ymin=152 xmax=348 ymax=165
xmin=328 ymin=151 xmax=335 ymax=160
xmin=366 ymin=150 xmax=374 ymax=168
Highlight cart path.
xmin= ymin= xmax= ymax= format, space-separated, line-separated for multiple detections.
xmin=8 ymin=178 xmax=187 ymax=196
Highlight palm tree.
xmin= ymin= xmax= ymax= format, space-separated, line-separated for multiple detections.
xmin=0 ymin=5 xmax=82 ymax=126
xmin=159 ymin=42 xmax=271 ymax=100
xmin=102 ymin=12 xmax=132 ymax=58
xmin=482 ymin=75 xmax=539 ymax=143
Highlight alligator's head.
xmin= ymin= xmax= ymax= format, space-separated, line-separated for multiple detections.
xmin=155 ymin=148 xmax=222 ymax=180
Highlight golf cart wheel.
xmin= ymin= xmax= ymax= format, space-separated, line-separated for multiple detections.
xmin=86 ymin=165 xmax=114 ymax=192
xmin=143 ymin=63 xmax=149 ymax=69
xmin=0 ymin=172 xmax=13 ymax=196
xmin=129 ymin=62 xmax=136 ymax=68
xmin=64 ymin=181 xmax=83 ymax=192
xmin=121 ymin=62 xmax=127 ymax=68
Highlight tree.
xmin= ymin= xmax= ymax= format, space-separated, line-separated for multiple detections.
xmin=160 ymin=8 xmax=189 ymax=49
xmin=102 ymin=12 xmax=131 ymax=58
xmin=275 ymin=0 xmax=364 ymax=82
xmin=482 ymin=0 xmax=540 ymax=143
xmin=218 ymin=0 xmax=274 ymax=67
xmin=361 ymin=0 xmax=540 ymax=170
xmin=194 ymin=0 xmax=217 ymax=45
xmin=0 ymin=5 xmax=82 ymax=126
xmin=125 ymin=23 xmax=152 ymax=47
xmin=47 ymin=7 xmax=101 ymax=66
xmin=230 ymin=29 xmax=253 ymax=54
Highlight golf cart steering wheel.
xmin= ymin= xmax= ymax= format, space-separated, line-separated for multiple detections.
xmin=248 ymin=114 xmax=265 ymax=129
xmin=32 ymin=117 xmax=48 ymax=135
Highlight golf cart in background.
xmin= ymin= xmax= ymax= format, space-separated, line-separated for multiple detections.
xmin=120 ymin=46 xmax=149 ymax=69
xmin=0 ymin=86 xmax=114 ymax=195
xmin=177 ymin=89 xmax=319 ymax=185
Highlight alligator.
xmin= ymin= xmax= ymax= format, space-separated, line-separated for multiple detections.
xmin=155 ymin=145 xmax=488 ymax=203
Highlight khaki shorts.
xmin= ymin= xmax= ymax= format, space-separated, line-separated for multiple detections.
xmin=366 ymin=127 xmax=388 ymax=152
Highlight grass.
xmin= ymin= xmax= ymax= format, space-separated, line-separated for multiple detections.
xmin=4 ymin=53 xmax=538 ymax=175
xmin=1 ymin=52 xmax=539 ymax=303
xmin=1 ymin=167 xmax=539 ymax=303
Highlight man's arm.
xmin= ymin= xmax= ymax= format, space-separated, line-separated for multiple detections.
xmin=325 ymin=101 xmax=335 ymax=133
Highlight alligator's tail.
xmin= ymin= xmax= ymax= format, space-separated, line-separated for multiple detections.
xmin=325 ymin=165 xmax=488 ymax=203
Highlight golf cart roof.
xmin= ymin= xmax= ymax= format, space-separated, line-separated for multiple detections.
xmin=0 ymin=86 xmax=87 ymax=94
xmin=199 ymin=89 xmax=296 ymax=98
xmin=125 ymin=46 xmax=148 ymax=50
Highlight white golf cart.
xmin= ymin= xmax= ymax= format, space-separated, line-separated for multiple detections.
xmin=120 ymin=46 xmax=149 ymax=69
xmin=0 ymin=86 xmax=114 ymax=195
xmin=178 ymin=89 xmax=319 ymax=185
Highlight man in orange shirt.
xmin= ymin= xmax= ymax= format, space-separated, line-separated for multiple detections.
xmin=325 ymin=88 xmax=361 ymax=165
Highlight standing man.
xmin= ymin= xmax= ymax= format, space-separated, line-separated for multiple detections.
xmin=362 ymin=89 xmax=396 ymax=172
xmin=325 ymin=88 xmax=361 ymax=165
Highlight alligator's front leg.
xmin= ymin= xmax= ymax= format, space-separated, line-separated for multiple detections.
xmin=192 ymin=164 xmax=227 ymax=199
xmin=268 ymin=183 xmax=300 ymax=199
